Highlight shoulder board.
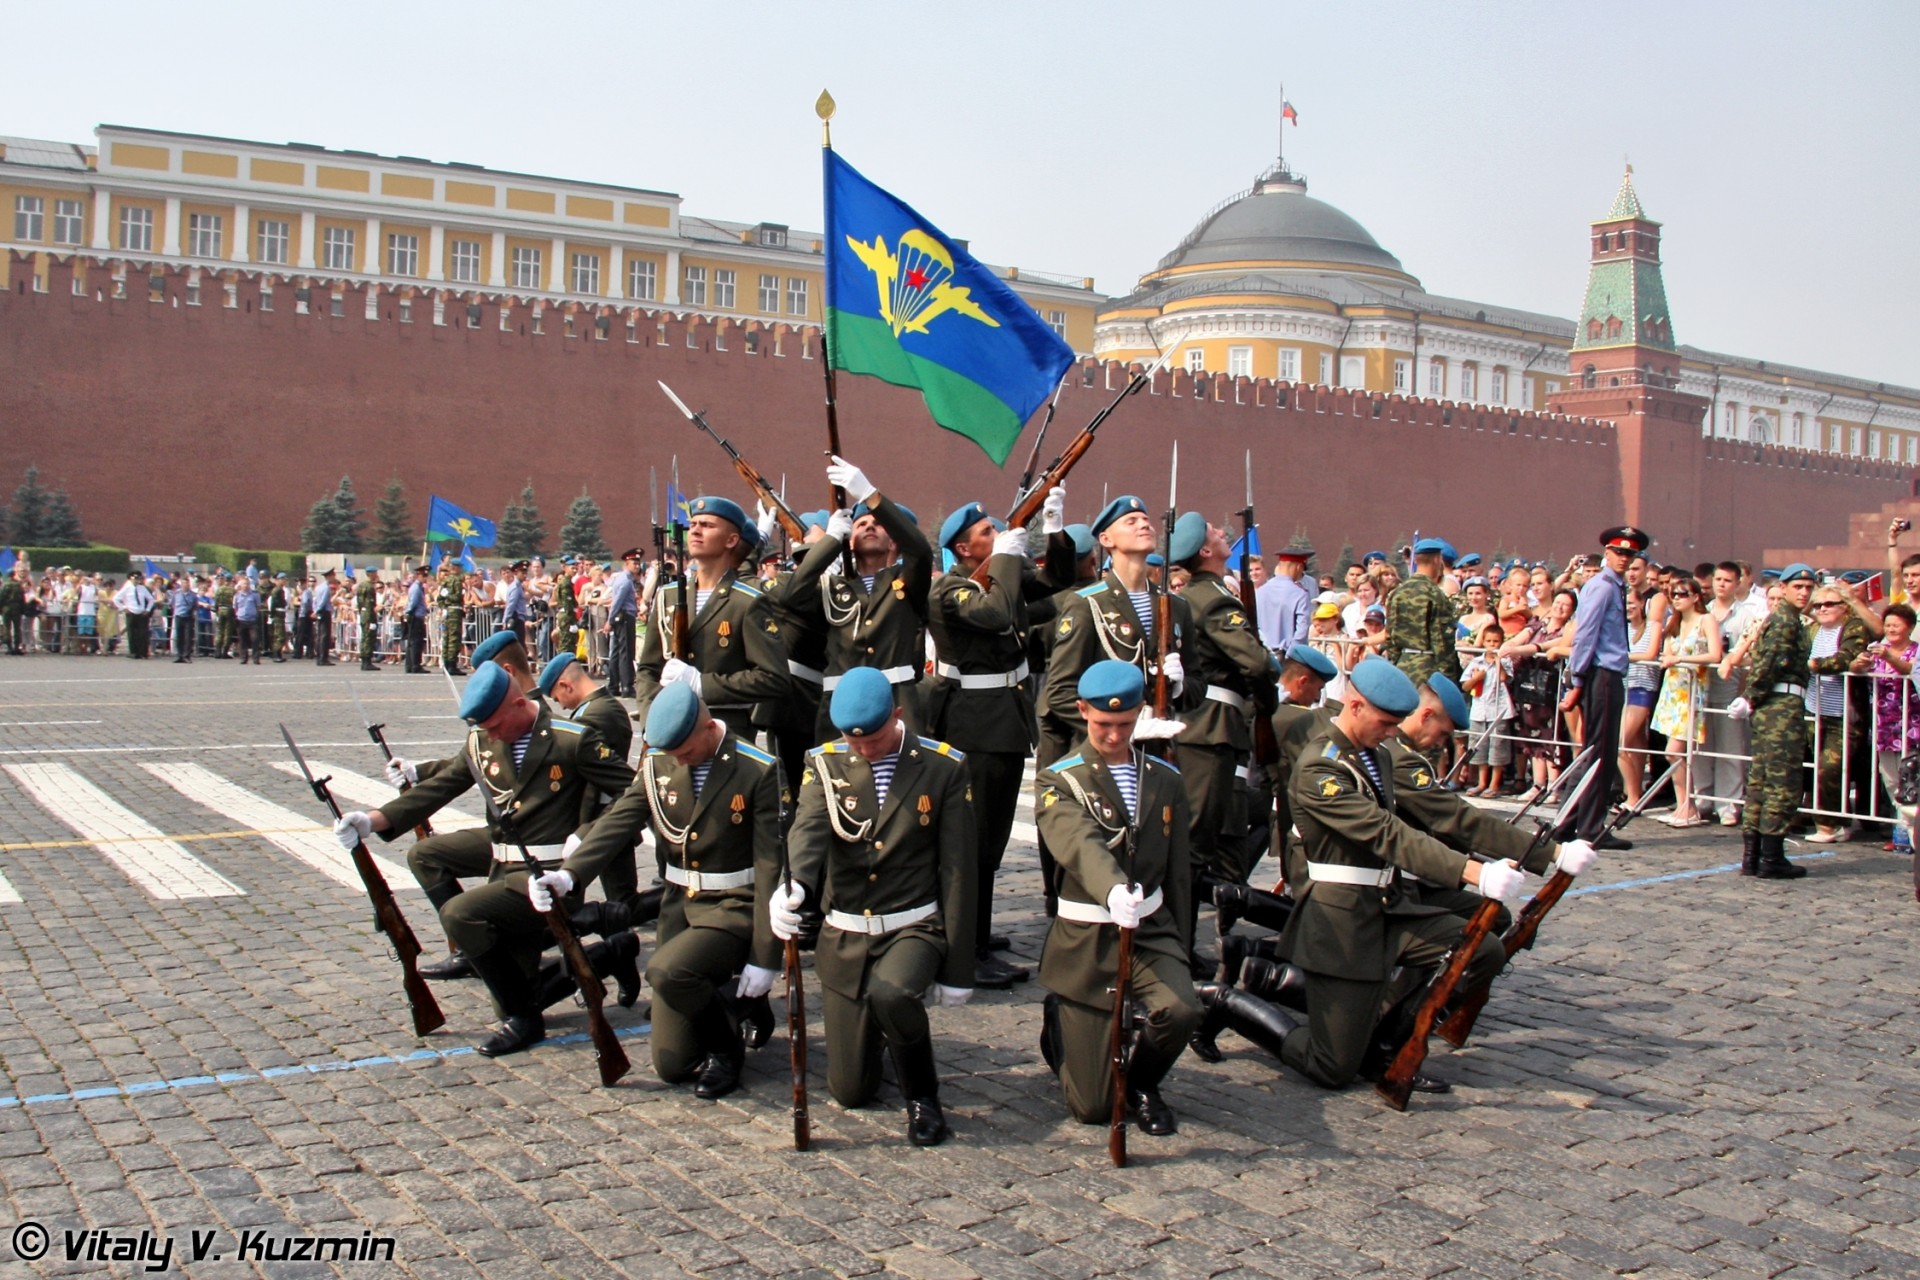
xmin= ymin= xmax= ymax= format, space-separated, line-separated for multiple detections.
xmin=730 ymin=582 xmax=763 ymax=599
xmin=550 ymin=719 xmax=584 ymax=735
xmin=1053 ymin=753 xmax=1085 ymax=770
xmin=1076 ymin=584 xmax=1106 ymax=598
xmin=1320 ymin=742 xmax=1341 ymax=760
xmin=734 ymin=742 xmax=775 ymax=766
xmin=645 ymin=748 xmax=669 ymax=759
xmin=808 ymin=743 xmax=848 ymax=756
xmin=1150 ymin=759 xmax=1181 ymax=776
xmin=916 ymin=736 xmax=965 ymax=761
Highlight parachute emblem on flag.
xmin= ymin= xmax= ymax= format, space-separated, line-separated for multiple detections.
xmin=847 ymin=228 xmax=999 ymax=338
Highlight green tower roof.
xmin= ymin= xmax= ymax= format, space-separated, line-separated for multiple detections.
xmin=1573 ymin=169 xmax=1674 ymax=353
xmin=1605 ymin=169 xmax=1647 ymax=221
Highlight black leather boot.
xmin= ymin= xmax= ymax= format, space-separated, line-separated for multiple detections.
xmin=1213 ymin=880 xmax=1295 ymax=933
xmin=1757 ymin=834 xmax=1807 ymax=879
xmin=418 ymin=885 xmax=473 ymax=979
xmin=1741 ymin=831 xmax=1762 ymax=876
xmin=1241 ymin=956 xmax=1308 ymax=1011
xmin=693 ymin=1004 xmax=746 ymax=1099
xmin=469 ymin=950 xmax=546 ymax=1057
xmin=893 ymin=1042 xmax=949 ymax=1147
xmin=629 ymin=883 xmax=666 ymax=927
xmin=974 ymin=948 xmax=1031 ymax=989
xmin=536 ymin=931 xmax=643 ymax=1011
xmin=568 ymin=900 xmax=634 ymax=938
xmin=1039 ymin=992 xmax=1064 ymax=1075
xmin=1127 ymin=1085 xmax=1177 ymax=1136
xmin=1194 ymin=983 xmax=1300 ymax=1059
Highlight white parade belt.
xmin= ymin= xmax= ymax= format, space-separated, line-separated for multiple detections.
xmin=788 ymin=659 xmax=826 ymax=685
xmin=1235 ymin=763 xmax=1255 ymax=783
xmin=1054 ymin=887 xmax=1165 ymax=925
xmin=823 ymin=665 xmax=916 ymax=690
xmin=493 ymin=841 xmax=568 ymax=865
xmin=665 ymin=865 xmax=755 ymax=892
xmin=936 ymin=660 xmax=1030 ymax=690
xmin=1770 ymin=682 xmax=1807 ymax=698
xmin=826 ymin=901 xmax=938 ymax=935
xmin=1203 ymin=684 xmax=1249 ymax=711
xmin=1306 ymin=861 xmax=1394 ymax=888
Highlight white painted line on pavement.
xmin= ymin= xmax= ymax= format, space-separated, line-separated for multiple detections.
xmin=2 ymin=764 xmax=246 ymax=900
xmin=0 ymin=867 xmax=20 ymax=904
xmin=0 ymin=738 xmax=463 ymax=757
xmin=0 ymin=720 xmax=105 ymax=727
xmin=266 ymin=761 xmax=484 ymax=830
xmin=141 ymin=762 xmax=404 ymax=892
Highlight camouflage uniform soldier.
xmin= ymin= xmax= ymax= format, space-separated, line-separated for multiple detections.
xmin=1740 ymin=564 xmax=1816 ymax=879
xmin=266 ymin=573 xmax=290 ymax=662
xmin=356 ymin=567 xmax=382 ymax=672
xmin=551 ymin=558 xmax=579 ymax=659
xmin=213 ymin=574 xmax=236 ymax=657
xmin=1385 ymin=540 xmax=1460 ymax=686
xmin=438 ymin=564 xmax=466 ymax=674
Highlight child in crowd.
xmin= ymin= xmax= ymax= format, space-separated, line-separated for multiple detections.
xmin=1461 ymin=620 xmax=1515 ymax=797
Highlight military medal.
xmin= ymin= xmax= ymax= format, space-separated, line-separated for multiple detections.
xmin=917 ymin=794 xmax=932 ymax=827
xmin=730 ymin=794 xmax=746 ymax=824
xmin=488 ymin=762 xmax=500 ymax=777
xmin=891 ymin=577 xmax=906 ymax=597
xmin=666 ymin=789 xmax=680 ymax=807
xmin=1163 ymin=804 xmax=1173 ymax=836
xmin=844 ymin=796 xmax=858 ymax=812
xmin=717 ymin=619 xmax=732 ymax=649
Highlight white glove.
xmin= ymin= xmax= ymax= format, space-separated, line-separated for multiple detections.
xmin=825 ymin=508 xmax=854 ymax=543
xmin=992 ymin=528 xmax=1028 ymax=559
xmin=1554 ymin=839 xmax=1598 ymax=877
xmin=1160 ymin=652 xmax=1185 ymax=697
xmin=562 ymin=833 xmax=582 ymax=860
xmin=1131 ymin=710 xmax=1187 ymax=741
xmin=769 ymin=881 xmax=807 ymax=941
xmin=528 ymin=868 xmax=575 ymax=913
xmin=737 ymin=964 xmax=779 ymax=1000
xmin=1041 ymin=486 xmax=1067 ymax=535
xmin=826 ymin=455 xmax=876 ymax=505
xmin=661 ymin=657 xmax=702 ymax=697
xmin=384 ymin=757 xmax=418 ymax=787
xmin=934 ymin=985 xmax=972 ymax=1008
xmin=1106 ymin=883 xmax=1146 ymax=929
xmin=332 ymin=811 xmax=372 ymax=851
xmin=1475 ymin=859 xmax=1526 ymax=904
xmin=1727 ymin=696 xmax=1752 ymax=722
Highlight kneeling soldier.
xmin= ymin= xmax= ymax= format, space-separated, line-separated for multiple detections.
xmin=773 ymin=667 xmax=976 ymax=1146
xmin=1034 ymin=660 xmax=1201 ymax=1136
xmin=569 ymin=684 xmax=784 ymax=1097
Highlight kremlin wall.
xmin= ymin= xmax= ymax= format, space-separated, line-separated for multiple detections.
xmin=3 ymin=249 xmax=1909 ymax=565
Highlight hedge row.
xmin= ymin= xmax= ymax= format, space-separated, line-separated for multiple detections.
xmin=11 ymin=545 xmax=134 ymax=574
xmin=192 ymin=544 xmax=307 ymax=578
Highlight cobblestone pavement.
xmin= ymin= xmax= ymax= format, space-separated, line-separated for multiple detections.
xmin=1 ymin=656 xmax=1916 ymax=1279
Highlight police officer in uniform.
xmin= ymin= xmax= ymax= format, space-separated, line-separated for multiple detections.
xmin=438 ymin=561 xmax=467 ymax=674
xmin=1741 ymin=563 xmax=1817 ymax=880
xmin=403 ymin=565 xmax=430 ymax=673
xmin=312 ymin=569 xmax=338 ymax=665
xmin=570 ymin=684 xmax=784 ymax=1096
xmin=771 ymin=668 xmax=976 ymax=1147
xmin=332 ymin=663 xmax=638 ymax=1055
xmin=1563 ymin=526 xmax=1646 ymax=848
xmin=1034 ymin=661 xmax=1201 ymax=1135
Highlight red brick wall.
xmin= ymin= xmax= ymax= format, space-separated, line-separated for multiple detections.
xmin=1 ymin=254 xmax=1903 ymax=565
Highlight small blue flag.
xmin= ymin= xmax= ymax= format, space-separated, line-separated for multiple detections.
xmin=0 ymin=548 xmax=14 ymax=574
xmin=425 ymin=495 xmax=498 ymax=548
xmin=665 ymin=482 xmax=692 ymax=530
xmin=143 ymin=557 xmax=160 ymax=577
xmin=458 ymin=546 xmax=476 ymax=572
xmin=429 ymin=543 xmax=442 ymax=571
xmin=341 ymin=557 xmax=356 ymax=580
xmin=1229 ymin=525 xmax=1262 ymax=564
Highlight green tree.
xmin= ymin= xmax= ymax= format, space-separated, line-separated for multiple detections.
xmin=559 ymin=489 xmax=609 ymax=560
xmin=39 ymin=490 xmax=85 ymax=547
xmin=1336 ymin=539 xmax=1357 ymax=573
xmin=10 ymin=466 xmax=50 ymax=546
xmin=373 ymin=477 xmax=413 ymax=555
xmin=302 ymin=476 xmax=364 ymax=553
xmin=497 ymin=481 xmax=546 ymax=558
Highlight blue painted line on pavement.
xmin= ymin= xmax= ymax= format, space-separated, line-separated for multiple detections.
xmin=1565 ymin=850 xmax=1836 ymax=897
xmin=0 ymin=1022 xmax=650 ymax=1111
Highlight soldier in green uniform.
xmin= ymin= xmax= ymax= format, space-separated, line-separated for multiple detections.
xmin=266 ymin=573 xmax=289 ymax=662
xmin=551 ymin=556 xmax=580 ymax=660
xmin=0 ymin=568 xmax=26 ymax=655
xmin=1034 ymin=660 xmax=1200 ymax=1136
xmin=1742 ymin=564 xmax=1817 ymax=879
xmin=635 ymin=495 xmax=789 ymax=742
xmin=333 ymin=663 xmax=639 ymax=1056
xmin=438 ymin=562 xmax=466 ymax=674
xmin=755 ymin=511 xmax=834 ymax=799
xmin=355 ymin=566 xmax=383 ymax=672
xmin=213 ymin=573 xmax=236 ymax=658
xmin=570 ymin=684 xmax=784 ymax=1097
xmin=536 ymin=651 xmax=654 ymax=926
xmin=1386 ymin=539 xmax=1462 ymax=686
xmin=772 ymin=668 xmax=976 ymax=1147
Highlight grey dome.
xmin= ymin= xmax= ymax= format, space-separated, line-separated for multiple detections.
xmin=1158 ymin=180 xmax=1405 ymax=277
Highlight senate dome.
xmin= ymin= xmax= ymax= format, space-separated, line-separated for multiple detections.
xmin=1145 ymin=166 xmax=1411 ymax=284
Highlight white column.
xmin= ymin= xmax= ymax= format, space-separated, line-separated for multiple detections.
xmin=297 ymin=211 xmax=316 ymax=268
xmin=664 ymin=248 xmax=681 ymax=305
xmin=488 ymin=231 xmax=506 ymax=287
xmin=231 ymin=203 xmax=250 ymax=264
xmin=609 ymin=244 xmax=624 ymax=299
xmin=426 ymin=224 xmax=444 ymax=281
xmin=549 ymin=236 xmax=566 ymax=293
xmin=365 ymin=218 xmax=381 ymax=274
xmin=162 ymin=197 xmax=182 ymax=255
xmin=90 ymin=188 xmax=111 ymax=250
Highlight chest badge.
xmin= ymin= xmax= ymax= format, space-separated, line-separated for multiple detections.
xmin=917 ymin=794 xmax=932 ymax=826
xmin=666 ymin=789 xmax=680 ymax=808
xmin=730 ymin=793 xmax=746 ymax=824
xmin=487 ymin=762 xmax=500 ymax=777
xmin=892 ymin=578 xmax=907 ymax=598
xmin=717 ymin=619 xmax=732 ymax=648
xmin=844 ymin=795 xmax=859 ymax=812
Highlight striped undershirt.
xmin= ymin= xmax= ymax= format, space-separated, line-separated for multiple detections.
xmin=869 ymin=752 xmax=900 ymax=806
xmin=1355 ymin=748 xmax=1385 ymax=795
xmin=1128 ymin=590 xmax=1154 ymax=643
xmin=1808 ymin=626 xmax=1846 ymax=717
xmin=695 ymin=588 xmax=715 ymax=614
xmin=1108 ymin=762 xmax=1139 ymax=822
xmin=690 ymin=760 xmax=713 ymax=794
xmin=860 ymin=575 xmax=878 ymax=594
xmin=511 ymin=730 xmax=533 ymax=771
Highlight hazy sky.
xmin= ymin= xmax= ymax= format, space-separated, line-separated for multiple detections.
xmin=8 ymin=0 xmax=1917 ymax=384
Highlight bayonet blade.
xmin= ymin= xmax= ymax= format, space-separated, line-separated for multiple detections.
xmin=1244 ymin=449 xmax=1254 ymax=510
xmin=1168 ymin=441 xmax=1179 ymax=512
xmin=649 ymin=466 xmax=658 ymax=527
xmin=345 ymin=678 xmax=374 ymax=732
xmin=658 ymin=380 xmax=697 ymax=421
xmin=279 ymin=723 xmax=318 ymax=787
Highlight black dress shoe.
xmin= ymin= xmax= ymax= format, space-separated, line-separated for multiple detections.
xmin=985 ymin=933 xmax=1011 ymax=952
xmin=1593 ymin=833 xmax=1633 ymax=851
xmin=418 ymin=951 xmax=474 ymax=980
xmin=605 ymin=932 xmax=642 ymax=1009
xmin=1408 ymin=1071 xmax=1451 ymax=1094
xmin=973 ymin=949 xmax=1030 ymax=989
xmin=477 ymin=1013 xmax=546 ymax=1057
xmin=906 ymin=1098 xmax=950 ymax=1147
xmin=1127 ymin=1086 xmax=1177 ymax=1136
xmin=738 ymin=993 xmax=775 ymax=1049
xmin=693 ymin=1051 xmax=744 ymax=1100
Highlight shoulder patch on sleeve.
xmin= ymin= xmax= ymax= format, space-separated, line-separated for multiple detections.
xmin=735 ymin=742 xmax=775 ymax=766
xmin=1319 ymin=774 xmax=1343 ymax=798
xmin=1320 ymin=742 xmax=1341 ymax=760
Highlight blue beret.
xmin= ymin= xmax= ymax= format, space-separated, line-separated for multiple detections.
xmin=1077 ymin=659 xmax=1145 ymax=712
xmin=739 ymin=519 xmax=765 ymax=552
xmin=1412 ymin=538 xmax=1448 ymax=555
xmin=1778 ymin=563 xmax=1816 ymax=583
xmin=471 ymin=630 xmax=520 ymax=666
xmin=645 ymin=682 xmax=702 ymax=750
xmin=894 ymin=503 xmax=918 ymax=528
xmin=1145 ymin=553 xmax=1165 ymax=568
xmin=801 ymin=509 xmax=830 ymax=532
xmin=535 ymin=652 xmax=576 ymax=696
xmin=829 ymin=667 xmax=896 ymax=736
xmin=1462 ymin=575 xmax=1489 ymax=589
xmin=1064 ymin=523 xmax=1095 ymax=557
xmin=459 ymin=662 xmax=513 ymax=724
xmin=1427 ymin=673 xmax=1471 ymax=730
xmin=1348 ymin=658 xmax=1419 ymax=715
xmin=1168 ymin=511 xmax=1207 ymax=564
xmin=1285 ymin=643 xmax=1338 ymax=680
xmin=273 ymin=572 xmax=287 ymax=580
xmin=1457 ymin=553 xmax=1481 ymax=568
xmin=1362 ymin=549 xmax=1388 ymax=565
xmin=688 ymin=495 xmax=747 ymax=529
xmin=1439 ymin=541 xmax=1458 ymax=564
xmin=1092 ymin=495 xmax=1148 ymax=537
xmin=939 ymin=502 xmax=989 ymax=550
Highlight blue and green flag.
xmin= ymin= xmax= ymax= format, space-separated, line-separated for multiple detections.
xmin=824 ymin=150 xmax=1074 ymax=465
xmin=425 ymin=495 xmax=497 ymax=548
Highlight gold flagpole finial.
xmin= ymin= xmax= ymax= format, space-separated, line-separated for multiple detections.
xmin=816 ymin=90 xmax=836 ymax=147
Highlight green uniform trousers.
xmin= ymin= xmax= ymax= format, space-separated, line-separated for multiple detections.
xmin=1052 ymin=951 xmax=1200 ymax=1124
xmin=442 ymin=611 xmax=464 ymax=671
xmin=1742 ymin=697 xmax=1807 ymax=837
xmin=1180 ymin=742 xmax=1251 ymax=886
xmin=819 ymin=934 xmax=943 ymax=1108
xmin=964 ymin=749 xmax=1027 ymax=944
xmin=359 ymin=618 xmax=378 ymax=666
xmin=406 ymin=829 xmax=495 ymax=900
xmin=645 ymin=906 xmax=751 ymax=1083
xmin=441 ymin=863 xmax=573 ymax=1016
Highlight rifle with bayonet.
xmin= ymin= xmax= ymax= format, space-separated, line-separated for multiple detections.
xmin=279 ymin=723 xmax=445 ymax=1037
xmin=659 ymin=381 xmax=808 ymax=542
xmin=780 ymin=839 xmax=811 ymax=1150
xmin=1108 ymin=747 xmax=1142 ymax=1169
xmin=670 ymin=457 xmax=692 ymax=663
xmin=460 ymin=751 xmax=630 ymax=1087
xmin=348 ymin=680 xmax=433 ymax=840
xmin=1015 ymin=377 xmax=1069 ymax=498
xmin=1237 ymin=451 xmax=1280 ymax=772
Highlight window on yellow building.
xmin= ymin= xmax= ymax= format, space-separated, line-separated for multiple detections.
xmin=1459 ymin=365 xmax=1476 ymax=401
xmin=628 ymin=259 xmax=657 ymax=301
xmin=257 ymin=219 xmax=289 ymax=265
xmin=511 ymin=246 xmax=542 ymax=290
xmin=1393 ymin=359 xmax=1409 ymax=392
xmin=188 ymin=213 xmax=223 ymax=259
xmin=119 ymin=206 xmax=153 ymax=252
xmin=53 ymin=199 xmax=82 ymax=246
xmin=684 ymin=265 xmax=707 ymax=306
xmin=1228 ymin=347 xmax=1251 ymax=378
xmin=759 ymin=273 xmax=780 ymax=312
xmin=323 ymin=226 xmax=357 ymax=272
xmin=1317 ymin=353 xmax=1332 ymax=386
xmin=570 ymin=252 xmax=600 ymax=294
xmin=1490 ymin=368 xmax=1506 ymax=404
xmin=450 ymin=239 xmax=481 ymax=284
xmin=713 ymin=268 xmax=735 ymax=309
xmin=388 ymin=233 xmax=419 ymax=277
xmin=1185 ymin=348 xmax=1206 ymax=375
xmin=1049 ymin=310 xmax=1067 ymax=339
xmin=1427 ymin=359 xmax=1444 ymax=396
xmin=14 ymin=196 xmax=43 ymax=241
xmin=786 ymin=277 xmax=808 ymax=316
xmin=1278 ymin=348 xmax=1300 ymax=382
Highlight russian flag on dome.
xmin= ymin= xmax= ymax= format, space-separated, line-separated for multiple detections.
xmin=1282 ymin=100 xmax=1299 ymax=125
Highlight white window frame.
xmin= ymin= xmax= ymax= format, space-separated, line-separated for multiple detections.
xmin=758 ymin=273 xmax=780 ymax=312
xmin=1427 ymin=358 xmax=1444 ymax=396
xmin=1227 ymin=346 xmax=1252 ymax=378
xmin=322 ymin=226 xmax=357 ymax=272
xmin=570 ymin=251 xmax=601 ymax=295
xmin=1521 ymin=376 xmax=1534 ymax=410
xmin=713 ymin=268 xmax=736 ymax=309
xmin=387 ymin=233 xmax=419 ymax=278
xmin=119 ymin=205 xmax=153 ymax=252
xmin=187 ymin=212 xmax=223 ymax=259
xmin=450 ymin=238 xmax=481 ymax=284
xmin=786 ymin=276 xmax=808 ymax=316
xmin=1392 ymin=358 xmax=1410 ymax=392
xmin=1459 ymin=364 xmax=1477 ymax=402
xmin=14 ymin=195 xmax=44 ymax=241
xmin=1277 ymin=348 xmax=1300 ymax=382
xmin=1316 ymin=353 xmax=1333 ymax=386
xmin=511 ymin=246 xmax=543 ymax=290
xmin=256 ymin=218 xmax=289 ymax=265
xmin=628 ymin=258 xmax=657 ymax=301
xmin=53 ymin=199 xmax=83 ymax=245
xmin=1489 ymin=368 xmax=1506 ymax=404
xmin=1185 ymin=347 xmax=1207 ymax=374
xmin=1048 ymin=309 xmax=1068 ymax=339
xmin=683 ymin=264 xmax=707 ymax=306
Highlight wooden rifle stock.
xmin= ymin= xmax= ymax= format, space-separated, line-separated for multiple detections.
xmin=519 ymin=842 xmax=630 ymax=1087
xmin=785 ymin=936 xmax=811 ymax=1150
xmin=1375 ymin=897 xmax=1502 ymax=1111
xmin=1108 ymin=924 xmax=1133 ymax=1168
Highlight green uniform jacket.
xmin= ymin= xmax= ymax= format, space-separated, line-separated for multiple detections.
xmin=1039 ymin=571 xmax=1199 ymax=731
xmin=1385 ymin=574 xmax=1461 ymax=682
xmin=788 ymin=736 xmax=977 ymax=997
xmin=570 ymin=731 xmax=785 ymax=971
xmin=0 ymin=578 xmax=22 ymax=616
xmin=1176 ymin=571 xmax=1279 ymax=752
xmin=356 ymin=578 xmax=379 ymax=622
xmin=569 ymin=685 xmax=635 ymax=822
xmin=1034 ymin=748 xmax=1192 ymax=1007
xmin=925 ymin=552 xmax=1037 ymax=755
xmin=1279 ymin=722 xmax=1473 ymax=981
xmin=266 ymin=586 xmax=287 ymax=620
xmin=789 ymin=493 xmax=934 ymax=689
xmin=214 ymin=585 xmax=234 ymax=618
xmin=1272 ymin=699 xmax=1338 ymax=887
xmin=374 ymin=705 xmax=637 ymax=886
xmin=436 ymin=576 xmax=464 ymax=613
xmin=1744 ymin=602 xmax=1814 ymax=707
xmin=635 ymin=566 xmax=789 ymax=726
xmin=1385 ymin=736 xmax=1557 ymax=874
xmin=751 ymin=565 xmax=832 ymax=736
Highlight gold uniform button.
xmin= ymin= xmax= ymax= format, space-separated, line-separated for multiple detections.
xmin=862 ymin=908 xmax=873 ymax=918
xmin=690 ymin=861 xmax=700 ymax=869
xmin=874 ymin=840 xmax=884 ymax=851
xmin=868 ymin=873 xmax=878 ymax=882
xmin=689 ymin=831 xmax=699 ymax=841
xmin=866 ymin=646 xmax=876 ymax=654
